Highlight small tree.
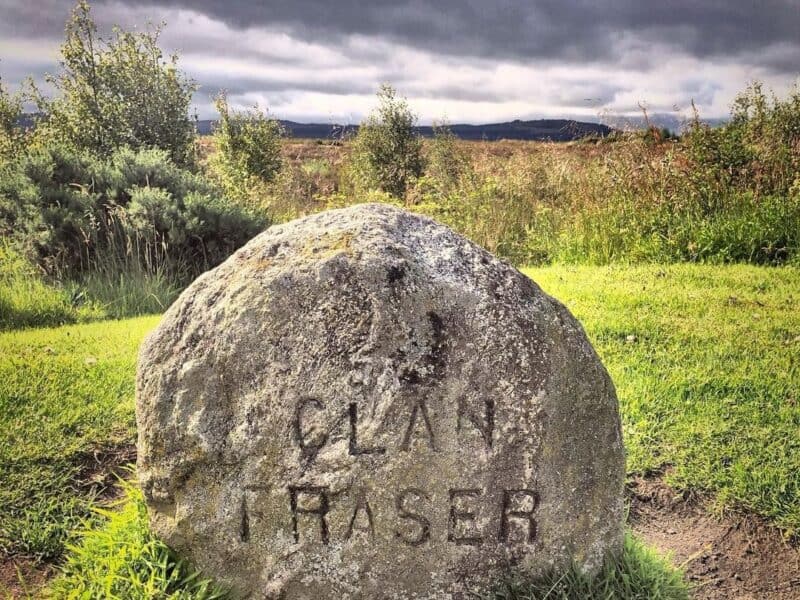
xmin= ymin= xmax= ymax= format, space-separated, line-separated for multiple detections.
xmin=36 ymin=1 xmax=198 ymax=167
xmin=210 ymin=93 xmax=283 ymax=200
xmin=686 ymin=82 xmax=800 ymax=198
xmin=349 ymin=84 xmax=425 ymax=197
xmin=426 ymin=120 xmax=467 ymax=191
xmin=0 ymin=76 xmax=25 ymax=162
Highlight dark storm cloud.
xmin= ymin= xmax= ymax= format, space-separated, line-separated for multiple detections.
xmin=0 ymin=0 xmax=798 ymax=121
xmin=3 ymin=1 xmax=798 ymax=71
xmin=93 ymin=0 xmax=800 ymax=72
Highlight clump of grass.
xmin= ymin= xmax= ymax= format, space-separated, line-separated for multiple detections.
xmin=0 ymin=243 xmax=100 ymax=330
xmin=0 ymin=242 xmax=176 ymax=330
xmin=47 ymin=480 xmax=226 ymax=599
xmin=487 ymin=533 xmax=688 ymax=600
xmin=71 ymin=255 xmax=182 ymax=320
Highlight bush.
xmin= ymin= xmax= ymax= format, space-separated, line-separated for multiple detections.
xmin=32 ymin=1 xmax=198 ymax=167
xmin=685 ymin=82 xmax=800 ymax=200
xmin=0 ymin=144 xmax=267 ymax=281
xmin=0 ymin=77 xmax=26 ymax=163
xmin=423 ymin=121 xmax=468 ymax=194
xmin=210 ymin=93 xmax=283 ymax=204
xmin=347 ymin=84 xmax=425 ymax=198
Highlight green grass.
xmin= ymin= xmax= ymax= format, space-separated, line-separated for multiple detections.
xmin=47 ymin=481 xmax=226 ymax=600
xmin=524 ymin=264 xmax=800 ymax=532
xmin=0 ymin=244 xmax=178 ymax=330
xmin=0 ymin=316 xmax=159 ymax=561
xmin=487 ymin=533 xmax=687 ymax=600
xmin=0 ymin=244 xmax=100 ymax=331
xmin=75 ymin=264 xmax=182 ymax=320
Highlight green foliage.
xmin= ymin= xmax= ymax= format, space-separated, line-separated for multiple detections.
xmin=0 ymin=144 xmax=267 ymax=280
xmin=0 ymin=76 xmax=26 ymax=162
xmin=50 ymin=494 xmax=683 ymax=600
xmin=0 ymin=315 xmax=158 ymax=560
xmin=277 ymin=81 xmax=800 ymax=267
xmin=685 ymin=82 xmax=800 ymax=199
xmin=48 ymin=481 xmax=226 ymax=599
xmin=423 ymin=121 xmax=468 ymax=194
xmin=347 ymin=84 xmax=425 ymax=197
xmin=408 ymin=122 xmax=800 ymax=265
xmin=210 ymin=93 xmax=283 ymax=204
xmin=72 ymin=258 xmax=181 ymax=319
xmin=487 ymin=533 xmax=688 ymax=600
xmin=34 ymin=1 xmax=198 ymax=167
xmin=526 ymin=264 xmax=800 ymax=533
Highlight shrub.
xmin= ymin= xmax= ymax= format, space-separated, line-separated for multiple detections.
xmin=423 ymin=121 xmax=468 ymax=194
xmin=0 ymin=144 xmax=267 ymax=280
xmin=0 ymin=76 xmax=26 ymax=163
xmin=210 ymin=93 xmax=283 ymax=204
xmin=685 ymin=82 xmax=800 ymax=200
xmin=32 ymin=1 xmax=198 ymax=167
xmin=347 ymin=84 xmax=425 ymax=198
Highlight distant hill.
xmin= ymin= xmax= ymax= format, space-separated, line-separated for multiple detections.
xmin=196 ymin=118 xmax=613 ymax=141
xmin=18 ymin=113 xmax=728 ymax=142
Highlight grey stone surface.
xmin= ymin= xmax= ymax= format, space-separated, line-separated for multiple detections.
xmin=136 ymin=203 xmax=625 ymax=599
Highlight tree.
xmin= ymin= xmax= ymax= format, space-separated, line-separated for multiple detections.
xmin=0 ymin=76 xmax=25 ymax=161
xmin=349 ymin=84 xmax=425 ymax=197
xmin=210 ymin=92 xmax=283 ymax=199
xmin=36 ymin=1 xmax=198 ymax=167
xmin=426 ymin=120 xmax=467 ymax=191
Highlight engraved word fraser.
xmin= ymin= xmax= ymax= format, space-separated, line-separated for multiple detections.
xmin=268 ymin=396 xmax=538 ymax=546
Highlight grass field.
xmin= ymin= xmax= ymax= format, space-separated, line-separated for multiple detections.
xmin=527 ymin=264 xmax=800 ymax=532
xmin=0 ymin=316 xmax=159 ymax=562
xmin=2 ymin=263 xmax=798 ymax=596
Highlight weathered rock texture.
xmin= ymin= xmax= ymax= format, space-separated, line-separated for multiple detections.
xmin=136 ymin=203 xmax=625 ymax=599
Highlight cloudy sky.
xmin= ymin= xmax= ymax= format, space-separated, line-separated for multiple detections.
xmin=1 ymin=0 xmax=798 ymax=124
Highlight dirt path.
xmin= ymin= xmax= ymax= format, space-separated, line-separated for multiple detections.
xmin=629 ymin=477 xmax=800 ymax=599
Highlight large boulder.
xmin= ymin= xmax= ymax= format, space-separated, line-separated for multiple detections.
xmin=136 ymin=203 xmax=624 ymax=599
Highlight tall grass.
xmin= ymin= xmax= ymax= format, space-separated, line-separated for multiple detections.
xmin=238 ymin=85 xmax=800 ymax=267
xmin=0 ymin=232 xmax=178 ymax=329
xmin=0 ymin=242 xmax=97 ymax=330
xmin=70 ymin=205 xmax=184 ymax=319
xmin=254 ymin=134 xmax=800 ymax=267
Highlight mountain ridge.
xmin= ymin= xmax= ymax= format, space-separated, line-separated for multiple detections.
xmin=195 ymin=118 xmax=613 ymax=141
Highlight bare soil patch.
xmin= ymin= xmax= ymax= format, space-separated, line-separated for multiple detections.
xmin=629 ymin=476 xmax=800 ymax=599
xmin=0 ymin=557 xmax=53 ymax=598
